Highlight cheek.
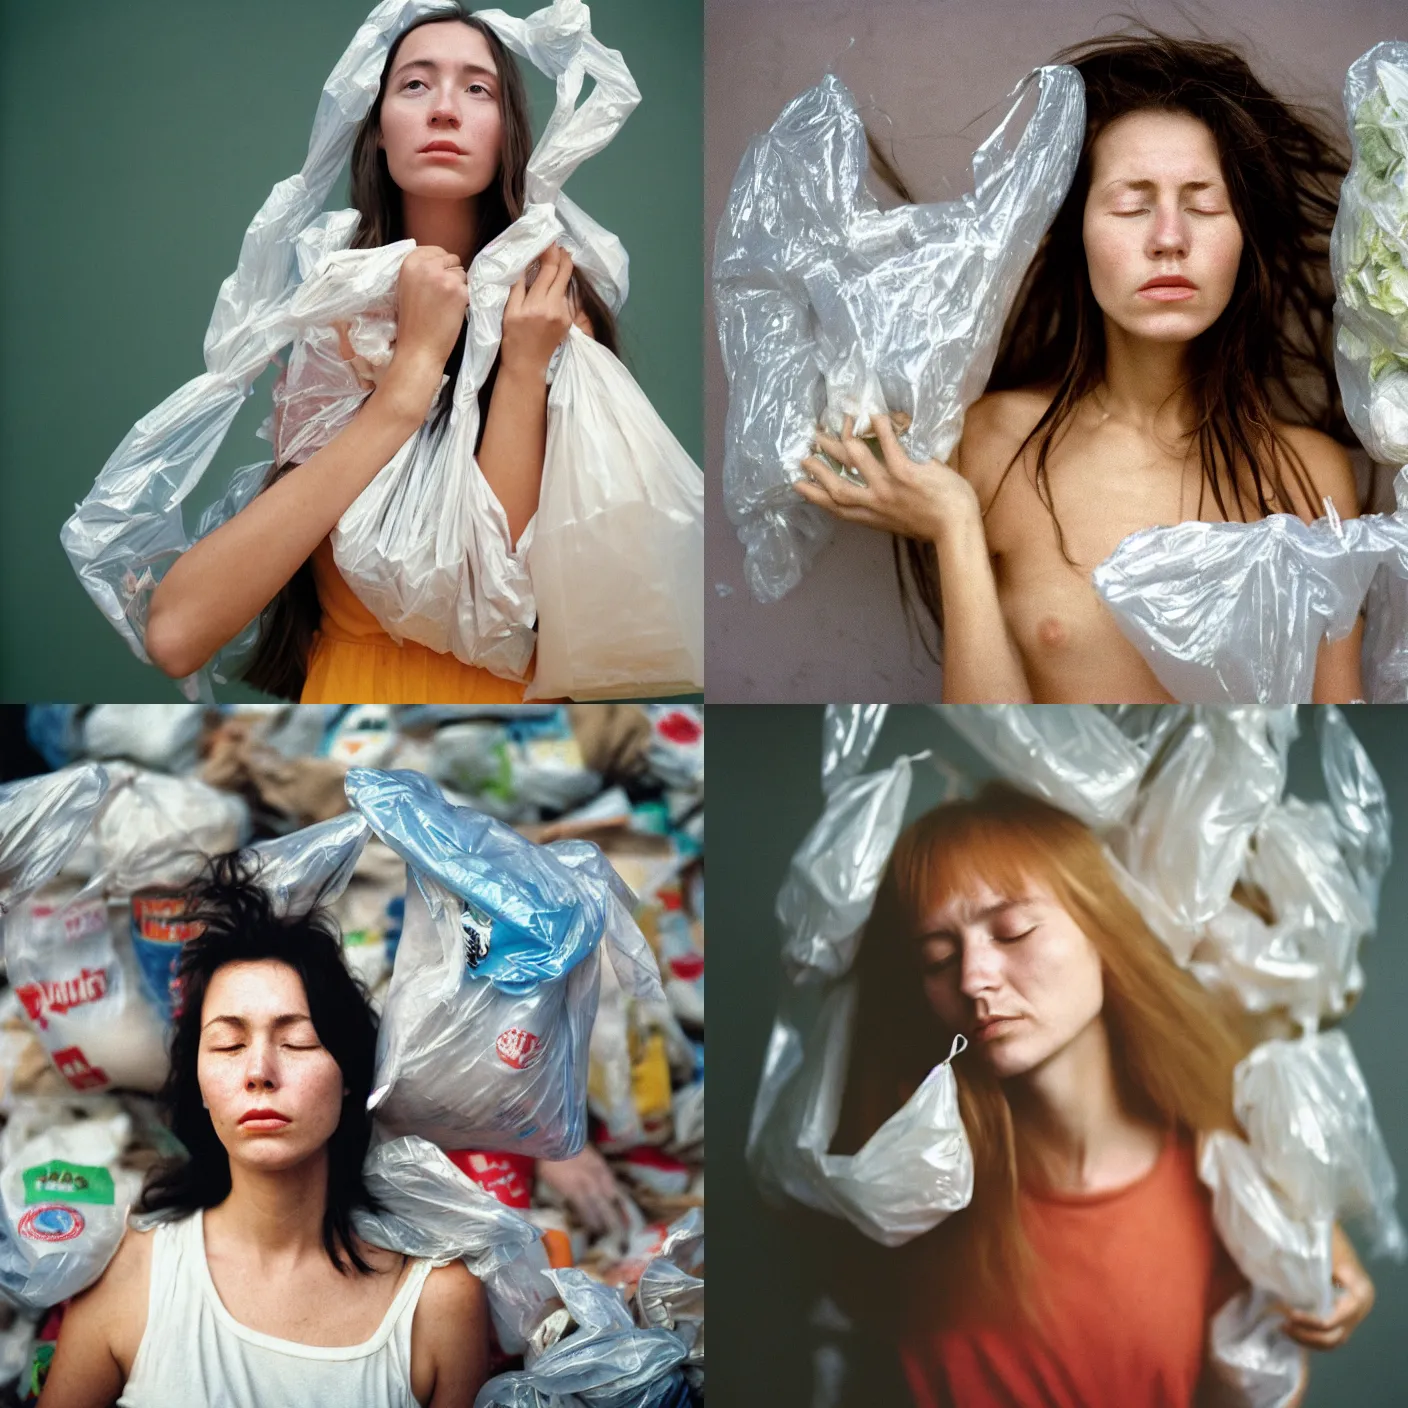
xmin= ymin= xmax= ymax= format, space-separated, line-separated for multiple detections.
xmin=1082 ymin=214 xmax=1136 ymax=299
xmin=1205 ymin=222 xmax=1244 ymax=290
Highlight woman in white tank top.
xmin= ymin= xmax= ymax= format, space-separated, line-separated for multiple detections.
xmin=37 ymin=853 xmax=489 ymax=1408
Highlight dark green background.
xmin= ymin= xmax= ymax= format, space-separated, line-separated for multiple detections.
xmin=709 ymin=705 xmax=1408 ymax=1407
xmin=0 ymin=0 xmax=702 ymax=702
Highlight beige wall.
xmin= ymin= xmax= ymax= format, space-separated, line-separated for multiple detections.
xmin=704 ymin=0 xmax=1406 ymax=701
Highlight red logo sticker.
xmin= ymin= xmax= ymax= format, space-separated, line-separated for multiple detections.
xmin=656 ymin=710 xmax=703 ymax=745
xmin=15 ymin=969 xmax=110 ymax=1031
xmin=18 ymin=1206 xmax=85 ymax=1242
xmin=495 ymin=1027 xmax=543 ymax=1070
xmin=50 ymin=1046 xmax=110 ymax=1092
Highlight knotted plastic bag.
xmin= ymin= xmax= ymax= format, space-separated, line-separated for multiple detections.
xmin=62 ymin=0 xmax=643 ymax=698
xmin=713 ymin=66 xmax=1084 ymax=601
xmin=526 ymin=326 xmax=704 ymax=700
xmin=346 ymin=767 xmax=661 ymax=1158
xmin=1207 ymin=1288 xmax=1305 ymax=1408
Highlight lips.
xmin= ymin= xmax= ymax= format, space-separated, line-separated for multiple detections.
xmin=238 ymin=1108 xmax=289 ymax=1128
xmin=1138 ymin=275 xmax=1197 ymax=302
xmin=972 ymin=1015 xmax=1021 ymax=1040
xmin=419 ymin=142 xmax=465 ymax=156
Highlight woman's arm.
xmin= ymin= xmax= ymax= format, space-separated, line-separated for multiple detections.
xmin=794 ymin=412 xmax=1033 ymax=703
xmin=409 ymin=1262 xmax=489 ymax=1408
xmin=38 ymin=1230 xmax=150 ymax=1408
xmin=476 ymin=244 xmax=582 ymax=548
xmin=144 ymin=246 xmax=472 ymax=680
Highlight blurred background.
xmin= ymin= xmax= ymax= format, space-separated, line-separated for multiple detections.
xmin=0 ymin=701 xmax=704 ymax=1401
xmin=709 ymin=704 xmax=1407 ymax=1407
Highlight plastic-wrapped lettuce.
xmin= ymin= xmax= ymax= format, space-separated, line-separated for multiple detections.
xmin=713 ymin=66 xmax=1084 ymax=602
xmin=1333 ymin=42 xmax=1408 ymax=467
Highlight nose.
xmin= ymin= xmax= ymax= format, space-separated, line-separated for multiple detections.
xmin=428 ymin=82 xmax=461 ymax=129
xmin=958 ymin=934 xmax=1003 ymax=1002
xmin=243 ymin=1037 xmax=278 ymax=1091
xmin=1146 ymin=197 xmax=1190 ymax=261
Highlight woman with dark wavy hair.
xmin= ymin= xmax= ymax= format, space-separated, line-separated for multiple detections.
xmin=37 ymin=854 xmax=487 ymax=1408
xmin=796 ymin=33 xmax=1363 ymax=705
xmin=142 ymin=5 xmax=616 ymax=701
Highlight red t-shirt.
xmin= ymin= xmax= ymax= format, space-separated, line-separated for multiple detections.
xmin=901 ymin=1135 xmax=1244 ymax=1408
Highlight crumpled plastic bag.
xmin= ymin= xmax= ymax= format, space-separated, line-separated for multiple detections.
xmin=1233 ymin=1032 xmax=1405 ymax=1260
xmin=1206 ymin=1288 xmax=1305 ymax=1408
xmin=1332 ymin=42 xmax=1408 ymax=470
xmin=346 ymin=768 xmax=661 ymax=1157
xmin=0 ymin=1111 xmax=143 ymax=1314
xmin=525 ymin=326 xmax=704 ymax=700
xmin=1090 ymin=498 xmax=1408 ymax=703
xmin=776 ymin=753 xmax=914 ymax=983
xmin=62 ymin=0 xmax=642 ymax=698
xmin=80 ymin=704 xmax=206 ymax=774
xmin=0 ymin=765 xmax=109 ymax=921
xmin=821 ymin=704 xmax=888 ymax=794
xmin=713 ymin=65 xmax=1084 ymax=601
xmin=353 ymin=1135 xmax=553 ymax=1355
xmin=1198 ymin=1131 xmax=1335 ymax=1318
xmin=474 ymin=1267 xmax=690 ymax=1408
xmin=246 ymin=809 xmax=371 ymax=918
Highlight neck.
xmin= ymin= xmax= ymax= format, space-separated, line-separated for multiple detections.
xmin=210 ymin=1148 xmax=333 ymax=1264
xmin=401 ymin=194 xmax=479 ymax=264
xmin=1097 ymin=318 xmax=1197 ymax=438
xmin=1005 ymin=1018 xmax=1159 ymax=1192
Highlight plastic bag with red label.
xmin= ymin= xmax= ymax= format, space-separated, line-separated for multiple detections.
xmin=346 ymin=768 xmax=662 ymax=1159
xmin=0 ymin=1111 xmax=142 ymax=1313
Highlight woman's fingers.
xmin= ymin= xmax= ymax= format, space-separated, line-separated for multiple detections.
xmin=506 ymin=272 xmax=528 ymax=313
xmin=793 ymin=466 xmax=886 ymax=529
xmin=813 ymin=430 xmax=881 ymax=486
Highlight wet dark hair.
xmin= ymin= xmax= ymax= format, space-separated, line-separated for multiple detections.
xmin=244 ymin=4 xmax=619 ymax=698
xmin=891 ymin=30 xmax=1353 ymax=659
xmin=136 ymin=852 xmax=382 ymax=1276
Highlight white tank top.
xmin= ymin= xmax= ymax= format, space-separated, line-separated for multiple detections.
xmin=118 ymin=1209 xmax=432 ymax=1408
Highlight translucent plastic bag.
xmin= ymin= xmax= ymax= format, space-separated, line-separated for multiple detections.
xmin=0 ymin=1111 xmax=143 ymax=1314
xmin=1090 ymin=508 xmax=1408 ymax=703
xmin=526 ymin=326 xmax=704 ymax=700
xmin=1332 ymin=43 xmax=1408 ymax=470
xmin=1198 ymin=1131 xmax=1334 ymax=1317
xmin=0 ymin=764 xmax=109 ymax=921
xmin=353 ymin=1135 xmax=553 ymax=1355
xmin=475 ymin=1268 xmax=690 ymax=1408
xmin=1207 ymin=1288 xmax=1305 ymax=1408
xmin=776 ymin=754 xmax=915 ymax=983
xmin=713 ymin=66 xmax=1084 ymax=601
xmin=62 ymin=0 xmax=640 ymax=697
xmin=820 ymin=704 xmax=888 ymax=794
xmin=246 ymin=809 xmax=372 ymax=918
xmin=346 ymin=768 xmax=658 ymax=1157
xmin=1234 ymin=1032 xmax=1405 ymax=1260
xmin=938 ymin=704 xmax=1147 ymax=828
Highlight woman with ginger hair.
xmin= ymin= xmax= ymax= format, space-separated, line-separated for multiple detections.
xmin=831 ymin=784 xmax=1373 ymax=1407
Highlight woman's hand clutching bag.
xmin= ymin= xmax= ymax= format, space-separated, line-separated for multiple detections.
xmin=500 ymin=242 xmax=580 ymax=379
xmin=381 ymin=245 xmax=471 ymax=424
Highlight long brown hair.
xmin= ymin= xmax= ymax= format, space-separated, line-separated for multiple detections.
xmin=243 ymin=5 xmax=618 ymax=699
xmin=832 ymin=784 xmax=1247 ymax=1335
xmin=893 ymin=32 xmax=1353 ymax=659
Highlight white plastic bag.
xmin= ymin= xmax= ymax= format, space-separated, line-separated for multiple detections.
xmin=713 ymin=66 xmax=1084 ymax=601
xmin=62 ymin=0 xmax=641 ymax=696
xmin=526 ymin=327 xmax=704 ymax=700
xmin=0 ymin=1112 xmax=143 ymax=1314
xmin=1206 ymin=1288 xmax=1305 ymax=1408
xmin=0 ymin=764 xmax=109 ymax=921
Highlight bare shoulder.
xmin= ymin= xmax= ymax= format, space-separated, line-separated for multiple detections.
xmin=416 ymin=1259 xmax=487 ymax=1322
xmin=81 ymin=1224 xmax=154 ymax=1314
xmin=1275 ymin=422 xmax=1359 ymax=521
xmin=955 ymin=387 xmax=1054 ymax=500
xmin=409 ymin=1262 xmax=489 ymax=1407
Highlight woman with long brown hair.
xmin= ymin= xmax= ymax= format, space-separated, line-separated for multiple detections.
xmin=795 ymin=34 xmax=1364 ymax=705
xmin=833 ymin=784 xmax=1374 ymax=1406
xmin=141 ymin=4 xmax=616 ymax=701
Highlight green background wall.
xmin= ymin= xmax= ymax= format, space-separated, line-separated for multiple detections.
xmin=0 ymin=0 xmax=702 ymax=701
xmin=709 ymin=705 xmax=1408 ymax=1407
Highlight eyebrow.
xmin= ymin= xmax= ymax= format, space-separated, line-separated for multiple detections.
xmin=201 ymin=1013 xmax=316 ymax=1032
xmin=393 ymin=58 xmax=498 ymax=81
xmin=917 ymin=898 xmax=1031 ymax=942
xmin=1105 ymin=178 xmax=1222 ymax=195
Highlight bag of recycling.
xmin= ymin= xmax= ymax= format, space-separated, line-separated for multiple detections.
xmin=0 ymin=1111 xmax=142 ymax=1313
xmin=713 ymin=65 xmax=1084 ymax=601
xmin=526 ymin=327 xmax=704 ymax=700
xmin=346 ymin=768 xmax=662 ymax=1159
xmin=0 ymin=765 xmax=109 ymax=923
xmin=62 ymin=0 xmax=641 ymax=698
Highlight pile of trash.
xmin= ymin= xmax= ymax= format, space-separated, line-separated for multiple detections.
xmin=751 ymin=703 xmax=1400 ymax=1408
xmin=0 ymin=703 xmax=704 ymax=1404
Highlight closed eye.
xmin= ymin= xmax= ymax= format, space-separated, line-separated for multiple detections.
xmin=995 ymin=927 xmax=1036 ymax=943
